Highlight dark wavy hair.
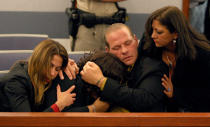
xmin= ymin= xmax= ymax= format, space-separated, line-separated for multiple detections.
xmin=78 ymin=51 xmax=127 ymax=83
xmin=143 ymin=6 xmax=210 ymax=60
xmin=77 ymin=51 xmax=128 ymax=99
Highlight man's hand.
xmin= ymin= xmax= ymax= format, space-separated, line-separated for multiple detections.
xmin=59 ymin=58 xmax=79 ymax=80
xmin=80 ymin=61 xmax=105 ymax=87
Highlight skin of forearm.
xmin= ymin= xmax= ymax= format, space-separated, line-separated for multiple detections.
xmin=55 ymin=101 xmax=65 ymax=111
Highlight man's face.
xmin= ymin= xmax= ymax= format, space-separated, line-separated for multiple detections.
xmin=105 ymin=28 xmax=138 ymax=66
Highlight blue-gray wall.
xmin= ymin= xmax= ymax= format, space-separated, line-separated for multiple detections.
xmin=0 ymin=0 xmax=182 ymax=51
xmin=0 ymin=11 xmax=149 ymax=39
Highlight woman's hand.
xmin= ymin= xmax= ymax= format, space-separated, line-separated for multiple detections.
xmin=161 ymin=74 xmax=173 ymax=98
xmin=59 ymin=58 xmax=79 ymax=80
xmin=56 ymin=84 xmax=76 ymax=111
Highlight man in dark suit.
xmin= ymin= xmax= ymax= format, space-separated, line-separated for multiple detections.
xmin=80 ymin=23 xmax=168 ymax=112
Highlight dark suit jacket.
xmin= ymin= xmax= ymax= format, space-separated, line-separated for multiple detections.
xmin=100 ymin=46 xmax=168 ymax=112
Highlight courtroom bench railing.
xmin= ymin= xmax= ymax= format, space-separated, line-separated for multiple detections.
xmin=0 ymin=113 xmax=210 ymax=127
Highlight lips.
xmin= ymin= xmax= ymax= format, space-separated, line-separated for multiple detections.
xmin=153 ymin=40 xmax=158 ymax=43
xmin=123 ymin=56 xmax=132 ymax=62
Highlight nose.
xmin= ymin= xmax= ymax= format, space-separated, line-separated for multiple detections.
xmin=151 ymin=31 xmax=156 ymax=39
xmin=121 ymin=45 xmax=128 ymax=54
xmin=51 ymin=68 xmax=57 ymax=78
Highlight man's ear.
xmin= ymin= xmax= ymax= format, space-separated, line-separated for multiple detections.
xmin=133 ymin=34 xmax=138 ymax=41
xmin=105 ymin=46 xmax=109 ymax=52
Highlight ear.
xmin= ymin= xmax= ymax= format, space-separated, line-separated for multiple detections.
xmin=133 ymin=34 xmax=138 ymax=41
xmin=133 ymin=34 xmax=139 ymax=45
xmin=105 ymin=46 xmax=109 ymax=52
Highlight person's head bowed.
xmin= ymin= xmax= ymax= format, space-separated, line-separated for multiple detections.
xmin=28 ymin=39 xmax=68 ymax=104
xmin=144 ymin=6 xmax=210 ymax=60
xmin=104 ymin=23 xmax=139 ymax=66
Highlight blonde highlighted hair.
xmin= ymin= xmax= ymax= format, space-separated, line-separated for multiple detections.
xmin=28 ymin=39 xmax=68 ymax=104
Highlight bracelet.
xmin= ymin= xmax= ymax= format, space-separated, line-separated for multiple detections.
xmin=96 ymin=77 xmax=104 ymax=86
xmin=92 ymin=105 xmax=96 ymax=112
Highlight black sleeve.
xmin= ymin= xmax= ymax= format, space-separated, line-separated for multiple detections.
xmin=63 ymin=106 xmax=89 ymax=112
xmin=4 ymin=78 xmax=32 ymax=112
xmin=101 ymin=76 xmax=165 ymax=112
xmin=100 ymin=58 xmax=167 ymax=112
xmin=4 ymin=78 xmax=55 ymax=112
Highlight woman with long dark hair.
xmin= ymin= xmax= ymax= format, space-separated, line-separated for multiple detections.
xmin=143 ymin=6 xmax=210 ymax=112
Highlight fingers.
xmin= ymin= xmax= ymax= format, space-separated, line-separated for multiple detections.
xmin=86 ymin=61 xmax=94 ymax=67
xmin=80 ymin=70 xmax=84 ymax=76
xmin=57 ymin=84 xmax=61 ymax=95
xmin=72 ymin=98 xmax=76 ymax=102
xmin=58 ymin=70 xmax=64 ymax=80
xmin=69 ymin=58 xmax=75 ymax=65
xmin=66 ymin=85 xmax=75 ymax=93
xmin=161 ymin=74 xmax=170 ymax=92
xmin=65 ymin=58 xmax=79 ymax=80
xmin=80 ymin=62 xmax=90 ymax=75
xmin=163 ymin=90 xmax=169 ymax=96
xmin=68 ymin=58 xmax=77 ymax=79
xmin=86 ymin=61 xmax=98 ymax=68
xmin=163 ymin=74 xmax=169 ymax=80
xmin=161 ymin=76 xmax=168 ymax=88
xmin=65 ymin=68 xmax=73 ymax=80
xmin=81 ymin=61 xmax=97 ymax=73
xmin=161 ymin=81 xmax=168 ymax=89
xmin=69 ymin=59 xmax=79 ymax=73
xmin=71 ymin=93 xmax=76 ymax=98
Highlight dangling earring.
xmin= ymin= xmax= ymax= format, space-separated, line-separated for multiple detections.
xmin=173 ymin=39 xmax=176 ymax=46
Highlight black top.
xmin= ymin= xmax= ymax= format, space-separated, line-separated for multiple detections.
xmin=169 ymin=47 xmax=210 ymax=112
xmin=0 ymin=61 xmax=89 ymax=112
xmin=100 ymin=46 xmax=168 ymax=112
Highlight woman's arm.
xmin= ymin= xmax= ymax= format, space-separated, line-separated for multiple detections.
xmin=4 ymin=80 xmax=76 ymax=112
xmin=4 ymin=79 xmax=33 ymax=112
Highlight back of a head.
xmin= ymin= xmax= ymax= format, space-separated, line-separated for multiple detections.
xmin=78 ymin=51 xmax=127 ymax=82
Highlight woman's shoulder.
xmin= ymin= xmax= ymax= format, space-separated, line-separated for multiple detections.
xmin=9 ymin=60 xmax=28 ymax=72
xmin=139 ymin=56 xmax=168 ymax=74
xmin=2 ymin=60 xmax=31 ymax=89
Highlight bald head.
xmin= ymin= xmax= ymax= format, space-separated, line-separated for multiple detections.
xmin=105 ymin=23 xmax=134 ymax=48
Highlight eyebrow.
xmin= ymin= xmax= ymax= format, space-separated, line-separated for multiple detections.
xmin=51 ymin=63 xmax=62 ymax=68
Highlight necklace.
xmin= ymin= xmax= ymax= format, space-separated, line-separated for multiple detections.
xmin=162 ymin=51 xmax=176 ymax=67
xmin=167 ymin=55 xmax=174 ymax=69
